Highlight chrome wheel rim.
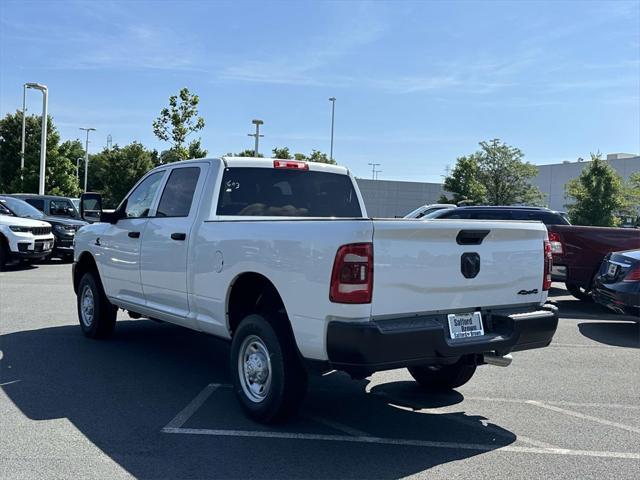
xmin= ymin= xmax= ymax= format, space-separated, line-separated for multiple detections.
xmin=80 ymin=285 xmax=95 ymax=328
xmin=238 ymin=335 xmax=272 ymax=403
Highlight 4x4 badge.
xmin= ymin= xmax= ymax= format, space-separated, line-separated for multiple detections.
xmin=517 ymin=288 xmax=539 ymax=295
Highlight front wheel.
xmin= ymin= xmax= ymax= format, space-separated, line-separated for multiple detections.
xmin=77 ymin=272 xmax=117 ymax=338
xmin=408 ymin=359 xmax=476 ymax=391
xmin=230 ymin=314 xmax=307 ymax=423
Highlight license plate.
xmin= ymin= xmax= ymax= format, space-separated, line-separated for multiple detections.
xmin=447 ymin=312 xmax=485 ymax=340
xmin=607 ymin=263 xmax=618 ymax=276
xmin=43 ymin=242 xmax=52 ymax=250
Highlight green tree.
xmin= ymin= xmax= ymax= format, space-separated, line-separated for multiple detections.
xmin=440 ymin=156 xmax=486 ymax=204
xmin=442 ymin=139 xmax=543 ymax=206
xmin=272 ymin=147 xmax=292 ymax=159
xmin=225 ymin=150 xmax=264 ymax=158
xmin=187 ymin=139 xmax=207 ymax=159
xmin=565 ymin=154 xmax=627 ymax=226
xmin=293 ymin=153 xmax=307 ymax=161
xmin=307 ymin=149 xmax=336 ymax=164
xmin=152 ymin=88 xmax=206 ymax=162
xmin=623 ymin=172 xmax=640 ymax=216
xmin=476 ymin=139 xmax=543 ymax=205
xmin=59 ymin=139 xmax=85 ymax=189
xmin=0 ymin=111 xmax=80 ymax=196
xmin=89 ymin=142 xmax=158 ymax=208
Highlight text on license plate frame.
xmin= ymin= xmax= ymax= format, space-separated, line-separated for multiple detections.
xmin=447 ymin=311 xmax=485 ymax=340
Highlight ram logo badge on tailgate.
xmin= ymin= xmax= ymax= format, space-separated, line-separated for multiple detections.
xmin=460 ymin=252 xmax=480 ymax=278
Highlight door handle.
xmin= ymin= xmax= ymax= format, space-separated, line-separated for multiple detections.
xmin=171 ymin=232 xmax=186 ymax=241
xmin=128 ymin=231 xmax=141 ymax=238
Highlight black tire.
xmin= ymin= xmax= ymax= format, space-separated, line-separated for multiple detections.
xmin=565 ymin=282 xmax=593 ymax=302
xmin=408 ymin=359 xmax=477 ymax=391
xmin=77 ymin=272 xmax=117 ymax=338
xmin=230 ymin=313 xmax=307 ymax=423
xmin=0 ymin=235 xmax=7 ymax=271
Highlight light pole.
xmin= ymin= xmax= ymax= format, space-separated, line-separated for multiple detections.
xmin=368 ymin=162 xmax=380 ymax=180
xmin=21 ymin=83 xmax=48 ymax=194
xmin=247 ymin=119 xmax=264 ymax=157
xmin=76 ymin=157 xmax=83 ymax=182
xmin=79 ymin=127 xmax=95 ymax=192
xmin=20 ymin=85 xmax=27 ymax=188
xmin=328 ymin=97 xmax=336 ymax=162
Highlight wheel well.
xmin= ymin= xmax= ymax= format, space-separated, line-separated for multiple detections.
xmin=227 ymin=273 xmax=289 ymax=337
xmin=73 ymin=252 xmax=99 ymax=294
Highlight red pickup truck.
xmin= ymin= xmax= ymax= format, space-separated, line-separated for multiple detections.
xmin=548 ymin=225 xmax=640 ymax=300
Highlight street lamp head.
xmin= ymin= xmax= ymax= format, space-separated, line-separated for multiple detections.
xmin=251 ymin=119 xmax=264 ymax=126
xmin=79 ymin=127 xmax=96 ymax=132
xmin=25 ymin=82 xmax=47 ymax=91
xmin=329 ymin=97 xmax=336 ymax=102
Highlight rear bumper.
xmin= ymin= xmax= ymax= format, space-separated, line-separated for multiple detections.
xmin=593 ymin=284 xmax=640 ymax=319
xmin=327 ymin=304 xmax=559 ymax=372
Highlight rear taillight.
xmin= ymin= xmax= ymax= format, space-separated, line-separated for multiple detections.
xmin=543 ymin=240 xmax=553 ymax=291
xmin=273 ymin=160 xmax=308 ymax=170
xmin=548 ymin=231 xmax=563 ymax=255
xmin=623 ymin=265 xmax=640 ymax=282
xmin=330 ymin=243 xmax=373 ymax=303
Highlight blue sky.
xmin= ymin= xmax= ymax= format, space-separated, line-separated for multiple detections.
xmin=1 ymin=0 xmax=638 ymax=182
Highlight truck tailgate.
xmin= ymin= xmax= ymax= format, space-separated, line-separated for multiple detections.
xmin=371 ymin=219 xmax=548 ymax=317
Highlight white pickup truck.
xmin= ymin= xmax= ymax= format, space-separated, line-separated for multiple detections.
xmin=73 ymin=157 xmax=558 ymax=422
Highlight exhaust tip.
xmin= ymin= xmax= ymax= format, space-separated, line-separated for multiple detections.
xmin=483 ymin=352 xmax=513 ymax=367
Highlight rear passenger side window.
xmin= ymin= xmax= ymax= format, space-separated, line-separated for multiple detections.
xmin=156 ymin=167 xmax=201 ymax=217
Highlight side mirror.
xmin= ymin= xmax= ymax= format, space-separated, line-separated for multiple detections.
xmin=80 ymin=192 xmax=103 ymax=223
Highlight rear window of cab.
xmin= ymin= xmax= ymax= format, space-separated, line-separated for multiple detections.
xmin=216 ymin=167 xmax=362 ymax=218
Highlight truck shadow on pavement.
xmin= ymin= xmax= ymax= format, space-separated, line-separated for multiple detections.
xmin=1 ymin=320 xmax=516 ymax=479
xmin=577 ymin=322 xmax=640 ymax=348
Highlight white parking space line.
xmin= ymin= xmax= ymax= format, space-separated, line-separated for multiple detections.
xmin=413 ymin=406 xmax=559 ymax=450
xmin=526 ymin=400 xmax=640 ymax=435
xmin=466 ymin=396 xmax=640 ymax=411
xmin=550 ymin=342 xmax=637 ymax=349
xmin=163 ymin=383 xmax=220 ymax=430
xmin=162 ymin=427 xmax=640 ymax=459
xmin=161 ymin=383 xmax=640 ymax=460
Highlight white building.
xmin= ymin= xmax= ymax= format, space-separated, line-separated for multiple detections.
xmin=530 ymin=154 xmax=640 ymax=211
xmin=355 ymin=178 xmax=446 ymax=217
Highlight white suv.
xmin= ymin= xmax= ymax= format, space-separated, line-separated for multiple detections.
xmin=0 ymin=199 xmax=54 ymax=270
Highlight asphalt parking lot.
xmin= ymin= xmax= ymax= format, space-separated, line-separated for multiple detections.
xmin=1 ymin=262 xmax=639 ymax=479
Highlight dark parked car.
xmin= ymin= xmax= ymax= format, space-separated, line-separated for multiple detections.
xmin=592 ymin=249 xmax=640 ymax=319
xmin=424 ymin=206 xmax=571 ymax=225
xmin=0 ymin=196 xmax=86 ymax=261
xmin=9 ymin=194 xmax=81 ymax=220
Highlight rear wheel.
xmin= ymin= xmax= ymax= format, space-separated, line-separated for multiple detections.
xmin=408 ymin=359 xmax=477 ymax=391
xmin=230 ymin=313 xmax=307 ymax=423
xmin=77 ymin=272 xmax=117 ymax=338
xmin=565 ymin=282 xmax=593 ymax=302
